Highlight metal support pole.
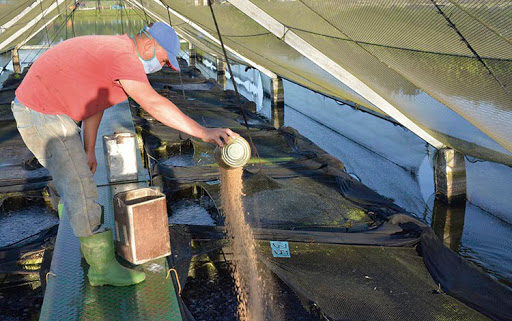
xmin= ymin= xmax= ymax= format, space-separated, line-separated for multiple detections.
xmin=12 ymin=47 xmax=21 ymax=75
xmin=188 ymin=42 xmax=196 ymax=67
xmin=271 ymin=77 xmax=284 ymax=128
xmin=432 ymin=197 xmax=465 ymax=251
xmin=434 ymin=148 xmax=467 ymax=204
xmin=216 ymin=57 xmax=226 ymax=88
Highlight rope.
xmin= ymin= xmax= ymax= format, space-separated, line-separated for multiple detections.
xmin=65 ymin=1 xmax=68 ymax=39
xmin=45 ymin=271 xmax=56 ymax=283
xmin=71 ymin=2 xmax=76 ymax=37
xmin=138 ymin=0 xmax=149 ymax=24
xmin=0 ymin=0 xmax=34 ymax=23
xmin=124 ymin=0 xmax=148 ymax=26
xmin=207 ymin=0 xmax=262 ymax=167
xmin=155 ymin=0 xmax=184 ymax=99
xmin=177 ymin=71 xmax=186 ymax=100
xmin=21 ymin=0 xmax=81 ymax=66
xmin=39 ymin=0 xmax=51 ymax=45
xmin=165 ymin=5 xmax=172 ymax=27
xmin=166 ymin=268 xmax=181 ymax=294
xmin=12 ymin=0 xmax=57 ymax=53
xmin=1 ymin=60 xmax=10 ymax=74
xmin=430 ymin=0 xmax=511 ymax=99
xmin=119 ymin=1 xmax=125 ymax=34
xmin=120 ymin=0 xmax=134 ymax=34
xmin=156 ymin=0 xmax=172 ymax=26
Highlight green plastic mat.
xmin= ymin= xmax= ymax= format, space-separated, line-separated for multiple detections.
xmin=39 ymin=103 xmax=182 ymax=321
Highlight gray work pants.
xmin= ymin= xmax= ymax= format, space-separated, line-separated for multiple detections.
xmin=11 ymin=100 xmax=102 ymax=237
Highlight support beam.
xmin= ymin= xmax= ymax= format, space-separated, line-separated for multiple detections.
xmin=271 ymin=77 xmax=284 ymax=128
xmin=0 ymin=0 xmax=44 ymax=34
xmin=216 ymin=57 xmax=226 ymax=88
xmin=19 ymin=45 xmax=52 ymax=50
xmin=434 ymin=148 xmax=467 ymax=204
xmin=11 ymin=47 xmax=21 ymax=74
xmin=149 ymin=0 xmax=278 ymax=80
xmin=226 ymin=0 xmax=444 ymax=149
xmin=188 ymin=42 xmax=196 ymax=67
xmin=0 ymin=0 xmax=67 ymax=53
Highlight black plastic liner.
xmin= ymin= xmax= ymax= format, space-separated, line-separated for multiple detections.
xmin=420 ymin=228 xmax=512 ymax=321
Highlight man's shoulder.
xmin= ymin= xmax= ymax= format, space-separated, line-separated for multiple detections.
xmin=65 ymin=34 xmax=131 ymax=49
xmin=59 ymin=35 xmax=135 ymax=62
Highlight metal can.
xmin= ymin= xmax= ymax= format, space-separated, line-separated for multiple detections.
xmin=102 ymin=132 xmax=138 ymax=183
xmin=214 ymin=136 xmax=251 ymax=168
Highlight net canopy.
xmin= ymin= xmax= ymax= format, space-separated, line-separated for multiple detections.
xmin=125 ymin=0 xmax=512 ymax=165
xmin=1 ymin=0 xmax=511 ymax=164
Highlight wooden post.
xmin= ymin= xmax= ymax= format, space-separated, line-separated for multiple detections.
xmin=216 ymin=57 xmax=226 ymax=88
xmin=12 ymin=47 xmax=21 ymax=75
xmin=271 ymin=77 xmax=284 ymax=128
xmin=434 ymin=148 xmax=466 ymax=204
xmin=432 ymin=197 xmax=465 ymax=251
xmin=188 ymin=42 xmax=196 ymax=67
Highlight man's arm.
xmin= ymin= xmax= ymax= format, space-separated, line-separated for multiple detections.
xmin=119 ymin=79 xmax=236 ymax=146
xmin=82 ymin=110 xmax=104 ymax=174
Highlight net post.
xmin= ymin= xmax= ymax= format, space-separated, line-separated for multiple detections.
xmin=434 ymin=148 xmax=466 ymax=204
xmin=12 ymin=47 xmax=21 ymax=75
xmin=271 ymin=77 xmax=284 ymax=129
xmin=216 ymin=57 xmax=226 ymax=88
xmin=188 ymin=42 xmax=196 ymax=67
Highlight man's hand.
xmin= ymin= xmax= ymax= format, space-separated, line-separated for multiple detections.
xmin=201 ymin=127 xmax=238 ymax=147
xmin=87 ymin=150 xmax=98 ymax=175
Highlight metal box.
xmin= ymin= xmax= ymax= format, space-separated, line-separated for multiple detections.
xmin=103 ymin=132 xmax=138 ymax=183
xmin=113 ymin=188 xmax=171 ymax=264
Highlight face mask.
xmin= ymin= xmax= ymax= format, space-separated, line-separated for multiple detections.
xmin=132 ymin=30 xmax=162 ymax=74
xmin=139 ymin=54 xmax=162 ymax=74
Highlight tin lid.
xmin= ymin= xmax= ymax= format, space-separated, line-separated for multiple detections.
xmin=219 ymin=136 xmax=251 ymax=168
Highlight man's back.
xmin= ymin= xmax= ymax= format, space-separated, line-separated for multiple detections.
xmin=16 ymin=35 xmax=148 ymax=120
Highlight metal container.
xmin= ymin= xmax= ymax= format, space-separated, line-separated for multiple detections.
xmin=103 ymin=132 xmax=138 ymax=183
xmin=214 ymin=136 xmax=251 ymax=168
xmin=113 ymin=187 xmax=171 ymax=265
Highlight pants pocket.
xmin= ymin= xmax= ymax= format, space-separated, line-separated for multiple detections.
xmin=11 ymin=103 xmax=33 ymax=130
xmin=43 ymin=114 xmax=80 ymax=142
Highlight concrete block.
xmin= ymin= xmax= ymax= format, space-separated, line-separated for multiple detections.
xmin=435 ymin=148 xmax=466 ymax=204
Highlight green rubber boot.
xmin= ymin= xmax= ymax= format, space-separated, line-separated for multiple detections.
xmin=79 ymin=229 xmax=146 ymax=287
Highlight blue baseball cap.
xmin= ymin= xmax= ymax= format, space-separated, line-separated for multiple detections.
xmin=147 ymin=22 xmax=181 ymax=71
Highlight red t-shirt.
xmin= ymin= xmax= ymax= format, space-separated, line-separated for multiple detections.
xmin=16 ymin=35 xmax=148 ymax=121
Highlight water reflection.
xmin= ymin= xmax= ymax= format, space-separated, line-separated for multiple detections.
xmin=431 ymin=197 xmax=465 ymax=252
xmin=428 ymin=198 xmax=512 ymax=290
xmin=35 ymin=10 xmax=146 ymax=44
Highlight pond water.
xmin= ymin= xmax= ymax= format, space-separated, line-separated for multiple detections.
xmin=0 ymin=204 xmax=58 ymax=247
xmin=169 ymin=198 xmax=215 ymax=226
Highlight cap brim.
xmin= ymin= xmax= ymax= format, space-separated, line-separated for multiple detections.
xmin=167 ymin=54 xmax=180 ymax=71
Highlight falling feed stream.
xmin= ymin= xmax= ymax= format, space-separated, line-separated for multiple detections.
xmin=220 ymin=167 xmax=264 ymax=321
